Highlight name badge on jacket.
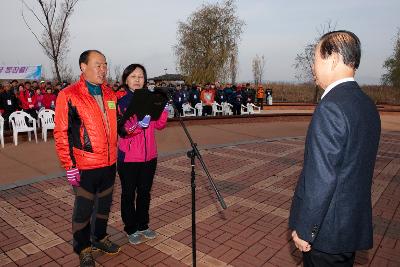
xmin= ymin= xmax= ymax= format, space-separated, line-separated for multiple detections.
xmin=107 ymin=101 xmax=116 ymax=109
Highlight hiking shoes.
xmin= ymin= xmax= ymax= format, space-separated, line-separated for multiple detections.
xmin=92 ymin=236 xmax=120 ymax=255
xmin=79 ymin=247 xmax=95 ymax=267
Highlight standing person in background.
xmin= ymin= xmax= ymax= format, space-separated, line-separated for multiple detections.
xmin=35 ymin=88 xmax=44 ymax=111
xmin=200 ymin=84 xmax=215 ymax=116
xmin=243 ymin=83 xmax=256 ymax=105
xmin=223 ymin=83 xmax=233 ymax=103
xmin=116 ymin=63 xmax=168 ymax=245
xmin=188 ymin=83 xmax=200 ymax=108
xmin=39 ymin=80 xmax=46 ymax=92
xmin=32 ymin=80 xmax=39 ymax=91
xmin=289 ymin=31 xmax=381 ymax=267
xmin=42 ymin=87 xmax=57 ymax=110
xmin=215 ymin=84 xmax=226 ymax=104
xmin=54 ymin=50 xmax=120 ymax=267
xmin=10 ymin=80 xmax=19 ymax=95
xmin=229 ymin=85 xmax=242 ymax=115
xmin=256 ymin=84 xmax=265 ymax=109
xmin=19 ymin=81 xmax=37 ymax=120
xmin=173 ymin=84 xmax=185 ymax=116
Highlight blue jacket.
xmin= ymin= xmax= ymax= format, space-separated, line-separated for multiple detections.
xmin=289 ymin=81 xmax=381 ymax=253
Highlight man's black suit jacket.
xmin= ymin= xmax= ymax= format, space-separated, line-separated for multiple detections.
xmin=289 ymin=81 xmax=381 ymax=254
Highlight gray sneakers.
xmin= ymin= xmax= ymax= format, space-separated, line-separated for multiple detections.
xmin=138 ymin=229 xmax=157 ymax=239
xmin=127 ymin=229 xmax=157 ymax=245
xmin=127 ymin=232 xmax=142 ymax=245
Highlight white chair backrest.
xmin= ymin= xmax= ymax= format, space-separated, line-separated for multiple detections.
xmin=182 ymin=103 xmax=191 ymax=111
xmin=9 ymin=111 xmax=34 ymax=130
xmin=0 ymin=114 xmax=3 ymax=148
xmin=0 ymin=114 xmax=4 ymax=133
xmin=39 ymin=109 xmax=55 ymax=126
xmin=247 ymin=104 xmax=254 ymax=114
xmin=212 ymin=101 xmax=222 ymax=111
xmin=182 ymin=103 xmax=196 ymax=116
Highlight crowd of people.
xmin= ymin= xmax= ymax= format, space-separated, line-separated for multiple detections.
xmin=168 ymin=82 xmax=268 ymax=116
xmin=0 ymin=77 xmax=273 ymax=130
xmin=0 ymin=79 xmax=64 ymax=129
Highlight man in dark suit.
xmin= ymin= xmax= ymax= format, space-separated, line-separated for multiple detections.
xmin=289 ymin=30 xmax=381 ymax=266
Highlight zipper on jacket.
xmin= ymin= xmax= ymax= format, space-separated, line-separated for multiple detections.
xmin=143 ymin=129 xmax=147 ymax=162
xmin=129 ymin=140 xmax=132 ymax=151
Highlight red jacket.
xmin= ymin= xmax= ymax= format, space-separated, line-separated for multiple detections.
xmin=54 ymin=75 xmax=117 ymax=170
xmin=19 ymin=90 xmax=37 ymax=109
xmin=42 ymin=93 xmax=57 ymax=109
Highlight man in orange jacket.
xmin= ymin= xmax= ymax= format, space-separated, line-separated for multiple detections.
xmin=54 ymin=50 xmax=119 ymax=267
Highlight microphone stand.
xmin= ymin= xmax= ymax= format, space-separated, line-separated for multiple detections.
xmin=166 ymin=93 xmax=227 ymax=267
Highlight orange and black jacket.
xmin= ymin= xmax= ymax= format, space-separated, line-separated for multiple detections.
xmin=54 ymin=75 xmax=117 ymax=170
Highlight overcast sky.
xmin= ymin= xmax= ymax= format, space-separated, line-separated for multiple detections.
xmin=1 ymin=0 xmax=399 ymax=84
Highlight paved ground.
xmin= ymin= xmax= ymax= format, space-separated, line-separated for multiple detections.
xmin=0 ymin=112 xmax=399 ymax=266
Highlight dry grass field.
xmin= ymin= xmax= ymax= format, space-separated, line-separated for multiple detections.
xmin=266 ymin=82 xmax=400 ymax=104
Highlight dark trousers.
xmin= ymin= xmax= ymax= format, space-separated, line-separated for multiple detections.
xmin=303 ymin=249 xmax=355 ymax=267
xmin=256 ymin=98 xmax=264 ymax=110
xmin=202 ymin=105 xmax=212 ymax=116
xmin=23 ymin=108 xmax=37 ymax=119
xmin=118 ymin=158 xmax=157 ymax=235
xmin=72 ymin=164 xmax=116 ymax=254
xmin=232 ymin=104 xmax=241 ymax=115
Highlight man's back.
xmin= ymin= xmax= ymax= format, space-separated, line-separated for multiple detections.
xmin=290 ymin=81 xmax=381 ymax=253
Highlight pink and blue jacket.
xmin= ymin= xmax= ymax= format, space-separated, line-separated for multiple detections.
xmin=117 ymin=89 xmax=168 ymax=162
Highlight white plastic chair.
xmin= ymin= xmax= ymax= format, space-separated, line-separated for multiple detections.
xmin=241 ymin=104 xmax=249 ymax=115
xmin=195 ymin=102 xmax=203 ymax=116
xmin=38 ymin=109 xmax=55 ymax=142
xmin=212 ymin=101 xmax=223 ymax=116
xmin=36 ymin=107 xmax=45 ymax=128
xmin=167 ymin=104 xmax=175 ymax=118
xmin=9 ymin=111 xmax=38 ymax=146
xmin=182 ymin=103 xmax=196 ymax=117
xmin=247 ymin=103 xmax=261 ymax=114
xmin=222 ymin=102 xmax=233 ymax=115
xmin=0 ymin=114 xmax=4 ymax=148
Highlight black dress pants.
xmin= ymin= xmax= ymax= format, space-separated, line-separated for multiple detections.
xmin=303 ymin=249 xmax=355 ymax=267
xmin=72 ymin=164 xmax=116 ymax=254
xmin=118 ymin=158 xmax=157 ymax=235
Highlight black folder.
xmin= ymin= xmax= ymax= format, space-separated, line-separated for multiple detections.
xmin=128 ymin=88 xmax=169 ymax=121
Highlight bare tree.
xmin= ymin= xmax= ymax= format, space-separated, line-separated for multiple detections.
xmin=252 ymin=54 xmax=266 ymax=85
xmin=293 ymin=20 xmax=336 ymax=103
xmin=114 ymin=64 xmax=123 ymax=83
xmin=229 ymin=52 xmax=238 ymax=84
xmin=175 ymin=0 xmax=244 ymax=84
xmin=382 ymin=29 xmax=400 ymax=87
xmin=21 ymin=0 xmax=79 ymax=83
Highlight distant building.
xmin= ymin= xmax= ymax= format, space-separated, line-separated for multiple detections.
xmin=150 ymin=74 xmax=186 ymax=86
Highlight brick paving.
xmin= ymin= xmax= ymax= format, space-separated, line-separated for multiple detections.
xmin=0 ymin=132 xmax=399 ymax=266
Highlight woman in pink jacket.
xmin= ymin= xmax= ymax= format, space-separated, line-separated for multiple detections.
xmin=117 ymin=64 xmax=168 ymax=245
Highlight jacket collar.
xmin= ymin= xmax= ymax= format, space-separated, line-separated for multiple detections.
xmin=77 ymin=74 xmax=108 ymax=96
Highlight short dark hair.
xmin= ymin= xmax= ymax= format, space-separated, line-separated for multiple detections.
xmin=121 ymin=64 xmax=147 ymax=89
xmin=318 ymin=30 xmax=361 ymax=69
xmin=79 ymin=50 xmax=105 ymax=71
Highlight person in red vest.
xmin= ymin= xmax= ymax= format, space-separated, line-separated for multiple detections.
xmin=200 ymin=84 xmax=215 ymax=116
